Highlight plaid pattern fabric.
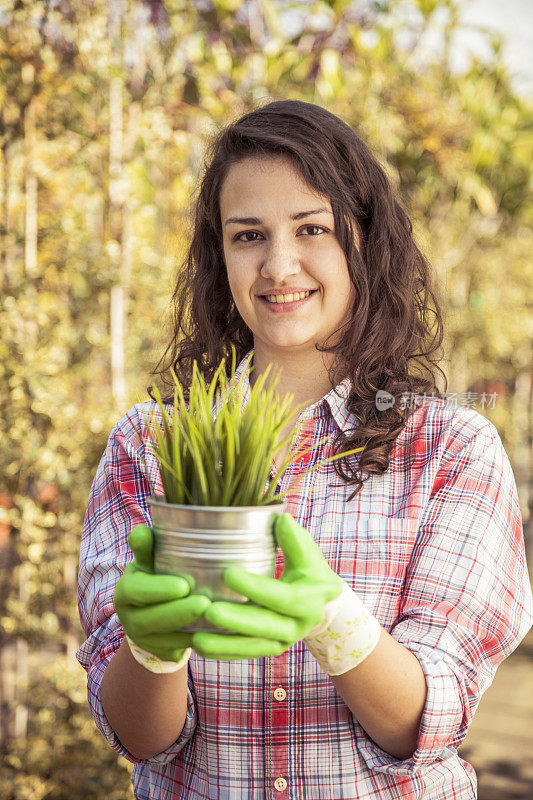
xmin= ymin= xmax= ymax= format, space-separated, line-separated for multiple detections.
xmin=77 ymin=349 xmax=533 ymax=799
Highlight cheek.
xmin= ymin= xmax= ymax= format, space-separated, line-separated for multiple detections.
xmin=225 ymin=264 xmax=245 ymax=300
xmin=226 ymin=258 xmax=250 ymax=287
xmin=333 ymin=277 xmax=356 ymax=323
xmin=226 ymin=268 xmax=255 ymax=321
xmin=327 ymin=262 xmax=354 ymax=304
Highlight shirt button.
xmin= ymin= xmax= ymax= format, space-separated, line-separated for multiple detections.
xmin=273 ymin=686 xmax=286 ymax=701
xmin=274 ymin=777 xmax=287 ymax=792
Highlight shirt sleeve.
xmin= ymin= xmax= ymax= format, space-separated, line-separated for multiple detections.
xmin=358 ymin=417 xmax=533 ymax=777
xmin=76 ymin=405 xmax=198 ymax=765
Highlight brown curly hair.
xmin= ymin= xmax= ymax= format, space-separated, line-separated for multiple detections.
xmin=148 ymin=98 xmax=447 ymax=501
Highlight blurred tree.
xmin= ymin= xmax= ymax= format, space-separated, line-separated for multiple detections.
xmin=0 ymin=0 xmax=531 ymax=796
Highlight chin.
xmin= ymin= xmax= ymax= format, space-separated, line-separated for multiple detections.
xmin=264 ymin=335 xmax=317 ymax=351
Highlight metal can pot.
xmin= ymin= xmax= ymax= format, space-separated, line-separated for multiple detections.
xmin=148 ymin=495 xmax=287 ymax=633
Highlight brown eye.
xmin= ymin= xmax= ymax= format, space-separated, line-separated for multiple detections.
xmin=302 ymin=225 xmax=327 ymax=236
xmin=235 ymin=231 xmax=262 ymax=243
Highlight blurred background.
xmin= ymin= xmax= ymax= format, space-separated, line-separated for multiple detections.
xmin=0 ymin=0 xmax=532 ymax=797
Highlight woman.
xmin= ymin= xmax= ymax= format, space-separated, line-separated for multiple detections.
xmin=77 ymin=99 xmax=533 ymax=799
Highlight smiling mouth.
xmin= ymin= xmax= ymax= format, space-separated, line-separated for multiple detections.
xmin=258 ymin=289 xmax=318 ymax=311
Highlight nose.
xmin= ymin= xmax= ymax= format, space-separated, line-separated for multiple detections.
xmin=259 ymin=236 xmax=302 ymax=283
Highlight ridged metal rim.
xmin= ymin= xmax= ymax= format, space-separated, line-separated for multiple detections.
xmin=152 ymin=528 xmax=276 ymax=538
xmin=148 ymin=495 xmax=286 ymax=512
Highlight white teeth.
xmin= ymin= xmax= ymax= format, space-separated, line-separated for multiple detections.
xmin=265 ymin=290 xmax=311 ymax=304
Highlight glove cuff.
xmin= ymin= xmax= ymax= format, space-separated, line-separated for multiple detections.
xmin=303 ymin=580 xmax=381 ymax=676
xmin=125 ymin=635 xmax=192 ymax=674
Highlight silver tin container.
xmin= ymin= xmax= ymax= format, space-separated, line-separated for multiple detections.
xmin=148 ymin=496 xmax=287 ymax=633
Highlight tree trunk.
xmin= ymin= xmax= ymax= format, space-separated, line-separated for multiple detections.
xmin=0 ymin=641 xmax=16 ymax=750
xmin=1 ymin=139 xmax=17 ymax=289
xmin=14 ymin=619 xmax=29 ymax=740
xmin=0 ymin=138 xmax=6 ymax=292
xmin=0 ymin=542 xmax=16 ymax=753
xmin=109 ymin=0 xmax=126 ymax=413
xmin=13 ymin=514 xmax=30 ymax=741
xmin=110 ymin=283 xmax=126 ymax=410
xmin=24 ymin=98 xmax=38 ymax=279
xmin=108 ymin=0 xmax=141 ymax=415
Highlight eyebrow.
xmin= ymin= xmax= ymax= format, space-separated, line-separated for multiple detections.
xmin=224 ymin=208 xmax=333 ymax=226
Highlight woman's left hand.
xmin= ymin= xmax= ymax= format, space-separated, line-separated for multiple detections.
xmin=192 ymin=513 xmax=344 ymax=660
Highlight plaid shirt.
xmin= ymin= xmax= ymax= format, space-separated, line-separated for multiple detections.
xmin=77 ymin=350 xmax=533 ymax=799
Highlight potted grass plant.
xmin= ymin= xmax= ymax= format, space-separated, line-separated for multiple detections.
xmin=133 ymin=346 xmax=364 ymax=632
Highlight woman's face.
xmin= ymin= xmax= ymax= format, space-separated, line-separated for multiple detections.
xmin=220 ymin=156 xmax=357 ymax=356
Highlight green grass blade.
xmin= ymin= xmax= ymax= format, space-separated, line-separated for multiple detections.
xmin=230 ymin=385 xmax=273 ymax=497
xmin=226 ymin=434 xmax=259 ymax=504
xmin=220 ymin=406 xmax=236 ymax=506
xmin=230 ymin=343 xmax=237 ymax=382
xmin=247 ymin=402 xmax=277 ymax=503
xmin=151 ymin=449 xmax=194 ymax=504
xmin=180 ymin=421 xmax=210 ymax=504
xmin=243 ymin=426 xmax=273 ymax=503
xmin=145 ymin=400 xmax=173 ymax=488
xmin=188 ymin=414 xmax=216 ymax=502
xmin=170 ymin=384 xmax=185 ymax=504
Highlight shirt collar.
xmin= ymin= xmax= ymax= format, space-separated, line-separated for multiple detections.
xmin=219 ymin=349 xmax=356 ymax=434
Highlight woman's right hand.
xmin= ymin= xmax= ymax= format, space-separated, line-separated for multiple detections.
xmin=114 ymin=525 xmax=211 ymax=662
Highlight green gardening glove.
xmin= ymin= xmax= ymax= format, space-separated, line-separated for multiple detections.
xmin=192 ymin=513 xmax=344 ymax=660
xmin=114 ymin=524 xmax=211 ymax=662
